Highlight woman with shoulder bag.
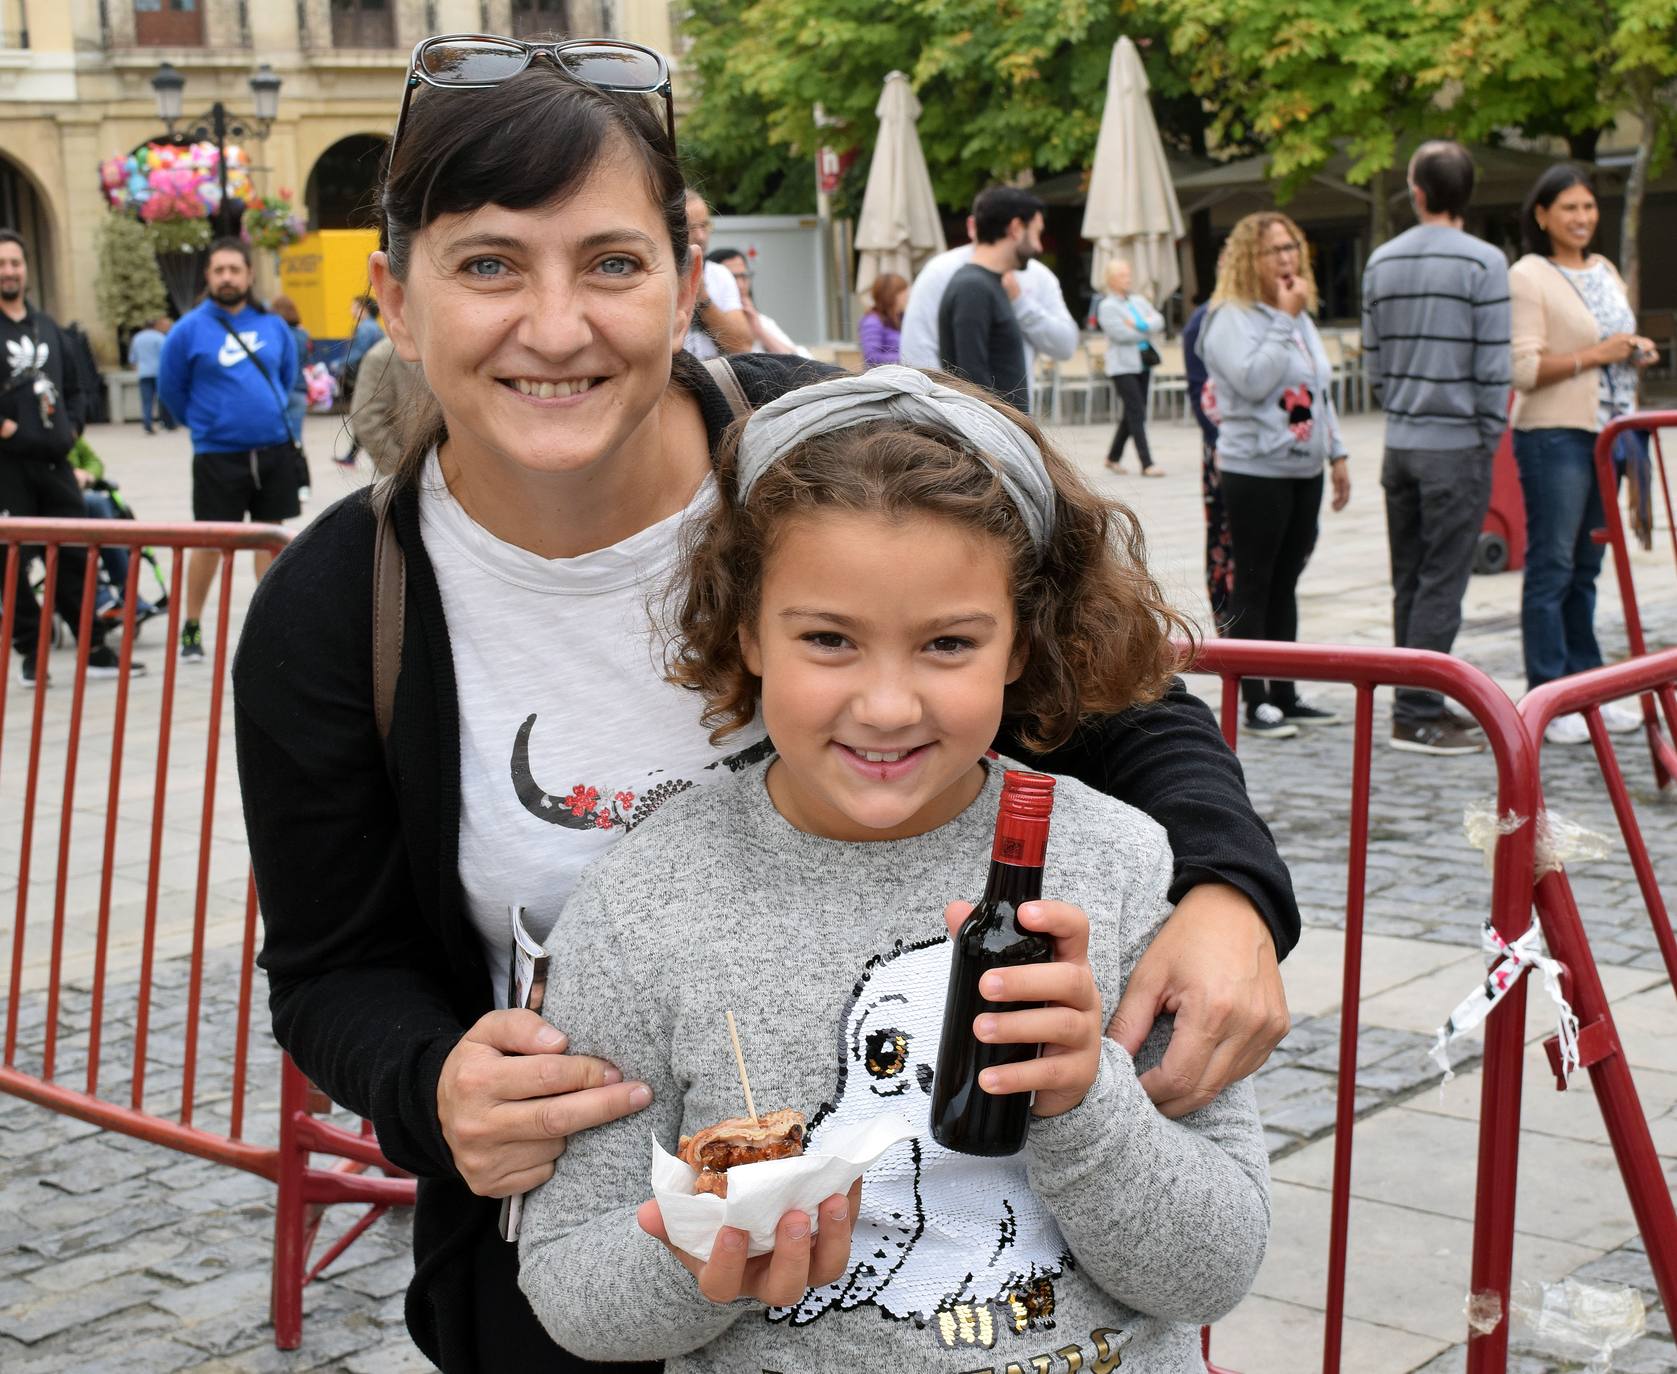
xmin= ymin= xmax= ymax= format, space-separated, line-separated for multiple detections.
xmin=234 ymin=35 xmax=1299 ymax=1373
xmin=1508 ymin=164 xmax=1658 ymax=746
xmin=1096 ymin=258 xmax=1165 ymax=475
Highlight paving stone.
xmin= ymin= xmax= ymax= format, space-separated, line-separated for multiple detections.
xmin=0 ymin=1267 xmax=168 ymax=1343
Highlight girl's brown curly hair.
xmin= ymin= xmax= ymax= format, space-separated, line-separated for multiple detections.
xmin=1211 ymin=211 xmax=1319 ymax=313
xmin=665 ymin=376 xmax=1196 ymax=753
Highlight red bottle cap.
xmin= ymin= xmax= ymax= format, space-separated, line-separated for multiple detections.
xmin=993 ymin=770 xmax=1055 ymax=865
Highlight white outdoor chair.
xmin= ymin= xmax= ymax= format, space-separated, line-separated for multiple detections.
xmin=1148 ymin=338 xmax=1188 ymax=422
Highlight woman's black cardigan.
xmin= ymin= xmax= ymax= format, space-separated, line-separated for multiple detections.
xmin=233 ymin=354 xmax=1298 ymax=1372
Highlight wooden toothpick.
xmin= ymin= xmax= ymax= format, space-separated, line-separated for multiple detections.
xmin=724 ymin=1009 xmax=760 ymax=1126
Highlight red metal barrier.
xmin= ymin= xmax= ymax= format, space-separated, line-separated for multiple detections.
xmin=0 ymin=517 xmax=413 ymax=1352
xmin=1592 ymin=412 xmax=1677 ymax=787
xmin=1185 ymin=639 xmax=1676 ymax=1374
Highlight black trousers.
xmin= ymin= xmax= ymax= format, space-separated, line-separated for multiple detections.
xmin=0 ymin=455 xmax=103 ymax=656
xmin=1107 ymin=371 xmax=1154 ymax=468
xmin=1219 ymin=468 xmax=1323 ymax=709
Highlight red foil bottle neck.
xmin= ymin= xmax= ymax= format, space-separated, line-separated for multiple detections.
xmin=992 ymin=770 xmax=1055 ymax=867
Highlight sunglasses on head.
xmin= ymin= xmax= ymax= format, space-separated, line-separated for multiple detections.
xmin=389 ymin=33 xmax=677 ymax=171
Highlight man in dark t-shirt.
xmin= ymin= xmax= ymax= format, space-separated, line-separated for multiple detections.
xmin=936 ymin=185 xmax=1045 ymax=412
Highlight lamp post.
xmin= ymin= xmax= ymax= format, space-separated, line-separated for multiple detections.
xmin=150 ymin=62 xmax=283 ymax=237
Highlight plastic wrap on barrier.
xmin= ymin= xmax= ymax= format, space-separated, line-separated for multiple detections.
xmin=1510 ymin=1277 xmax=1646 ymax=1372
xmin=1464 ymin=1288 xmax=1503 ymax=1335
xmin=1429 ymin=918 xmax=1581 ymax=1086
xmin=1462 ymin=799 xmax=1613 ymax=876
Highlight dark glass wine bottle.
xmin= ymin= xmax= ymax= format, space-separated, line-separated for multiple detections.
xmin=929 ymin=769 xmax=1056 ymax=1156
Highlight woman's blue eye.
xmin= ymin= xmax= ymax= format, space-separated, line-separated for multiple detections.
xmin=598 ymin=255 xmax=638 ymax=276
xmin=464 ymin=258 xmax=506 ymax=278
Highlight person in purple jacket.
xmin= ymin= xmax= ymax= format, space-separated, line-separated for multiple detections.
xmin=859 ymin=273 xmax=906 ymax=367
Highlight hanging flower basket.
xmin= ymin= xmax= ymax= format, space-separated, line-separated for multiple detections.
xmin=147 ymin=217 xmax=213 ymax=255
xmin=244 ymin=190 xmax=307 ymax=253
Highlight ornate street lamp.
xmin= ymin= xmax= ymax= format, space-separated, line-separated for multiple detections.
xmin=150 ymin=61 xmax=284 ymax=235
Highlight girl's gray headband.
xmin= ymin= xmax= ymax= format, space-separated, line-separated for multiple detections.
xmin=733 ymin=365 xmax=1056 ymax=554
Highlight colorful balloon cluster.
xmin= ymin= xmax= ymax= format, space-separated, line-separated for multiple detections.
xmin=99 ymin=142 xmax=256 ymax=221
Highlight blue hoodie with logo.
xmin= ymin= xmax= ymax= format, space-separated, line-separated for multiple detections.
xmin=158 ymin=300 xmax=299 ymax=454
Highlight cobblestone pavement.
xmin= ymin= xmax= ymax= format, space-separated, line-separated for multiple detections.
xmin=2 ymin=412 xmax=1674 ymax=1370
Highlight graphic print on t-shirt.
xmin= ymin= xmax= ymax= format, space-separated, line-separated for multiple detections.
xmin=1279 ymin=383 xmax=1315 ymax=443
xmin=510 ymin=716 xmax=773 ymax=833
xmin=769 ymin=936 xmax=1080 ymax=1356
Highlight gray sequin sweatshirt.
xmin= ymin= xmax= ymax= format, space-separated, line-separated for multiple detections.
xmin=518 ymin=757 xmax=1270 ymax=1373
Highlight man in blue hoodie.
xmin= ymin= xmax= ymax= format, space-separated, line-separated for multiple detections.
xmin=158 ymin=238 xmax=299 ymax=664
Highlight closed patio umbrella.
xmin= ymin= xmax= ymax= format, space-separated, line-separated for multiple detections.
xmin=854 ymin=71 xmax=946 ymax=302
xmin=1082 ymin=37 xmax=1186 ymax=306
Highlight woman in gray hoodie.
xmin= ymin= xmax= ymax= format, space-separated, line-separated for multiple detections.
xmin=1197 ymin=212 xmax=1352 ymax=739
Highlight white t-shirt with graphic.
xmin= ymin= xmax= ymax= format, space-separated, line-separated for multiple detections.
xmin=418 ymin=452 xmax=766 ymax=1002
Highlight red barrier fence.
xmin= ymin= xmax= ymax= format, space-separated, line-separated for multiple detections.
xmin=0 ymin=517 xmax=412 ymax=1351
xmin=2 ymin=517 xmax=1674 ymax=1369
xmin=1593 ymin=411 xmax=1677 ymax=787
xmin=1185 ymin=638 xmax=1677 ymax=1374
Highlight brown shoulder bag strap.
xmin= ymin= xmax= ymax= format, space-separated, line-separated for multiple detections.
xmin=702 ymin=356 xmax=751 ymax=420
xmin=369 ymin=476 xmax=405 ymax=775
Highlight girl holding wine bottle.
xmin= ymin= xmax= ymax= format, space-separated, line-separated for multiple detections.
xmin=518 ymin=366 xmax=1270 ymax=1373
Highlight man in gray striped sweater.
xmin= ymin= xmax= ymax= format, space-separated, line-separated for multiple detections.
xmin=1363 ymin=140 xmax=1511 ymax=756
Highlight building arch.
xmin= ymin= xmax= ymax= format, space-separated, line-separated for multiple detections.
xmin=304 ymin=133 xmax=388 ymax=231
xmin=0 ymin=152 xmax=62 ymax=317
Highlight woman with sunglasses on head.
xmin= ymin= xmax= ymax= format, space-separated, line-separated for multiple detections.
xmin=234 ymin=35 xmax=1297 ymax=1373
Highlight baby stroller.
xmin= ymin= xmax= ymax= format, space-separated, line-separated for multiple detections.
xmin=28 ymin=475 xmax=170 ymax=648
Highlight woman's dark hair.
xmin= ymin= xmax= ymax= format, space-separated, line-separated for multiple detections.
xmin=378 ymin=63 xmax=690 ymax=483
xmin=1520 ymin=164 xmax=1596 ymax=257
xmin=666 ymin=375 xmax=1195 ymax=752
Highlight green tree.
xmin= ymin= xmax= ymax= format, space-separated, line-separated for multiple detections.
xmin=1144 ymin=0 xmax=1451 ymax=241
xmin=94 ymin=213 xmax=169 ymax=340
xmin=1432 ymin=0 xmax=1677 ymax=308
xmin=680 ymin=0 xmax=1209 ymax=215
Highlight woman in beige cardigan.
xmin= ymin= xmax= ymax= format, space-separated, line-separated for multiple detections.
xmin=1509 ymin=165 xmax=1658 ymax=745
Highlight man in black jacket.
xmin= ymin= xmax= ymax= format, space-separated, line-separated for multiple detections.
xmin=0 ymin=230 xmax=144 ymax=686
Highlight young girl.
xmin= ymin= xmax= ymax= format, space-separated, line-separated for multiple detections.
xmin=515 ymin=365 xmax=1270 ymax=1371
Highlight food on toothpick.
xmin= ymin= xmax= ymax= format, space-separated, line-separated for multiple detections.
xmin=678 ymin=1109 xmax=806 ymax=1197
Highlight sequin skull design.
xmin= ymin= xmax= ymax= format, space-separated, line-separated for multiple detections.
xmin=770 ymin=936 xmax=1069 ymax=1349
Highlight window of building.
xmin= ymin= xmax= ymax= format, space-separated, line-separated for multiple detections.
xmin=512 ymin=1 xmax=571 ymax=39
xmin=331 ymin=0 xmax=395 ymax=49
xmin=134 ymin=0 xmax=204 ymax=47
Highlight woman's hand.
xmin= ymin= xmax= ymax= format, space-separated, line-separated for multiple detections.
xmin=636 ymin=1181 xmax=863 ymax=1307
xmin=1330 ymin=459 xmax=1351 ymax=511
xmin=1275 ymin=274 xmax=1310 ymax=317
xmin=0 ymin=418 xmax=16 ymax=440
xmin=1109 ymin=883 xmax=1289 ymax=1118
xmin=1592 ymin=333 xmax=1642 ymax=367
xmin=941 ymin=899 xmax=1103 ymax=1118
xmin=1632 ymin=336 xmax=1660 ymax=369
xmin=437 ymin=1009 xmax=653 ymax=1197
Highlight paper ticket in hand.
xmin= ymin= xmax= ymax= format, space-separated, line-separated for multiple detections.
xmin=650 ymin=1116 xmax=917 ymax=1261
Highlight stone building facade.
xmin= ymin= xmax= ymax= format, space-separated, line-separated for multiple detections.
xmin=0 ymin=0 xmax=674 ymax=358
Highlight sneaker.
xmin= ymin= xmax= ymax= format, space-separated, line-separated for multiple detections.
xmin=1600 ymin=701 xmax=1643 ymax=735
xmin=180 ymin=620 xmax=205 ymax=664
xmin=17 ymin=652 xmax=48 ymax=688
xmin=1244 ymin=703 xmax=1299 ymax=739
xmin=1280 ymin=700 xmax=1342 ymax=726
xmin=1544 ymin=713 xmax=1593 ymax=746
xmin=85 ymin=644 xmax=146 ymax=680
xmin=1391 ymin=719 xmax=1485 ymax=756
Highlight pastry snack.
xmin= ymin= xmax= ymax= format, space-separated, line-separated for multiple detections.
xmin=677 ymin=1108 xmax=806 ymax=1197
